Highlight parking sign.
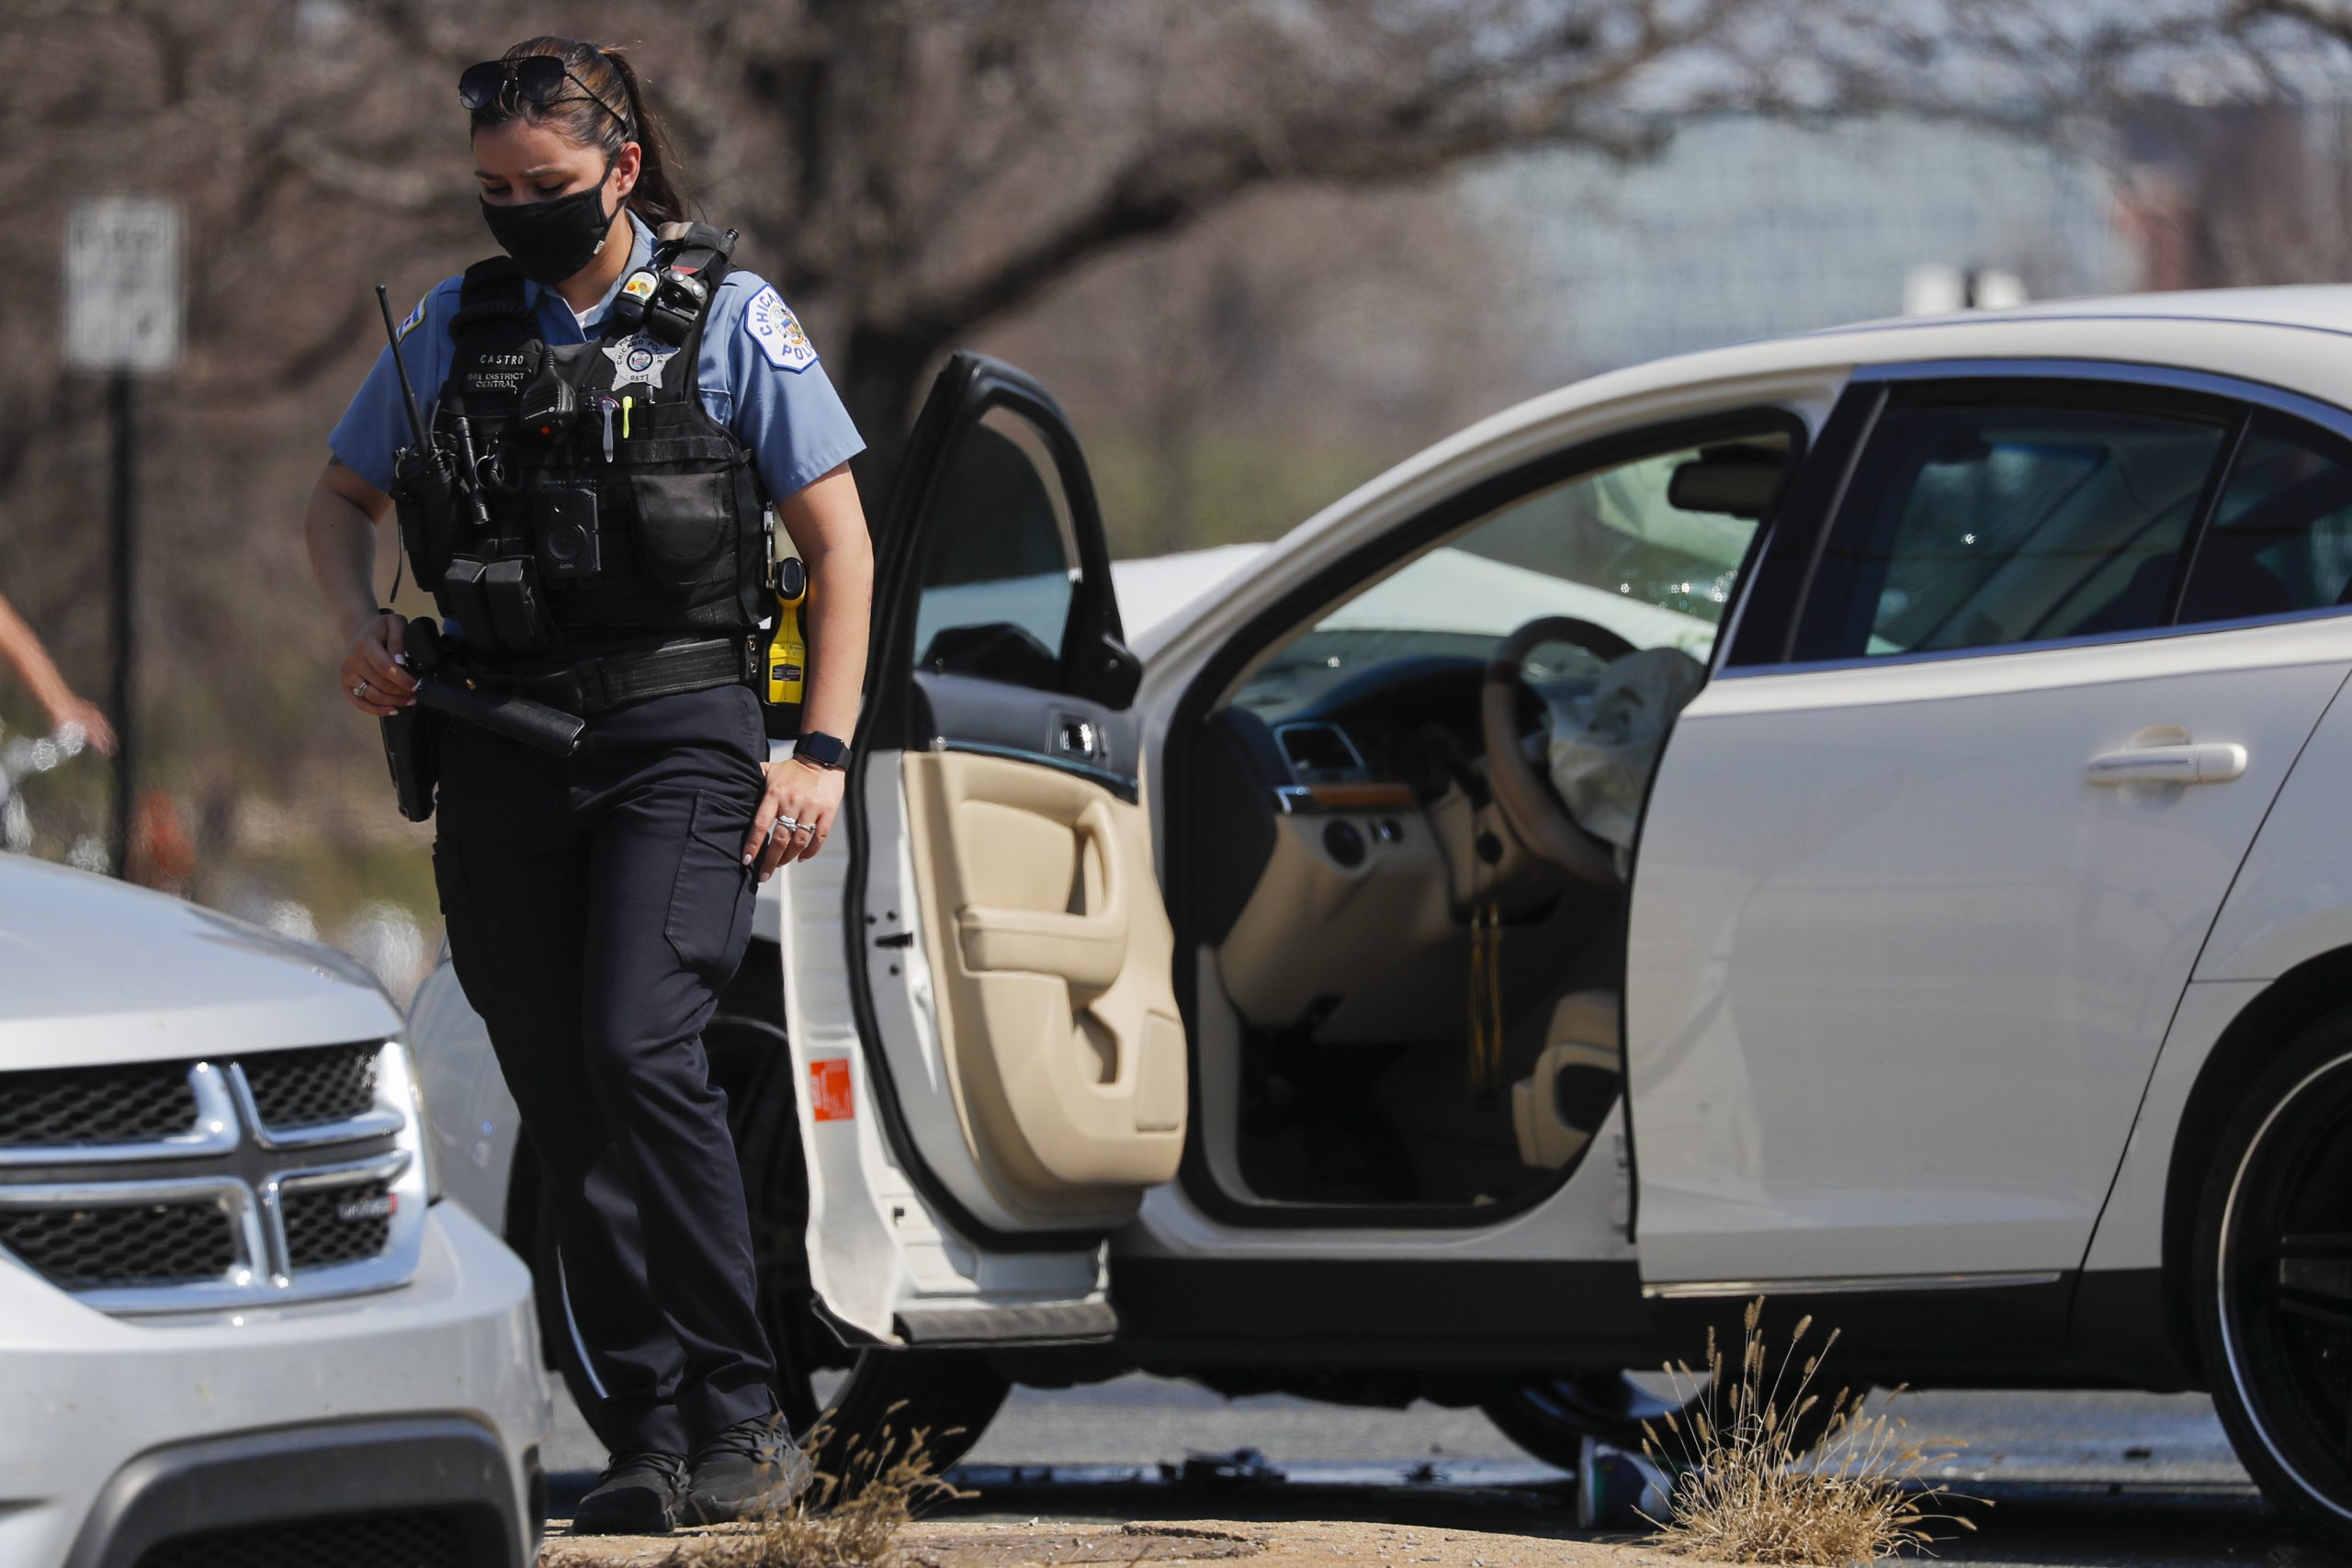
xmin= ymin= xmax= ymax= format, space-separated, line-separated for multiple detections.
xmin=64 ymin=198 xmax=183 ymax=374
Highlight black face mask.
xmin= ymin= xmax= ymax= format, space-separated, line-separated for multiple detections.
xmin=480 ymin=178 xmax=615 ymax=286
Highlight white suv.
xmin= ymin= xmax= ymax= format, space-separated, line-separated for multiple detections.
xmin=1 ymin=853 xmax=548 ymax=1568
xmin=413 ymin=285 xmax=2352 ymax=1551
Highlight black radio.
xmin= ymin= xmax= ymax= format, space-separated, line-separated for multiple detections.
xmin=518 ymin=356 xmax=580 ymax=444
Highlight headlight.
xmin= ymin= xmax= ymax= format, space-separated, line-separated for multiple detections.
xmin=389 ymin=1040 xmax=444 ymax=1204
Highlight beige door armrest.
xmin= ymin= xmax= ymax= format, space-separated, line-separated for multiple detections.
xmin=956 ymin=798 xmax=1129 ymax=995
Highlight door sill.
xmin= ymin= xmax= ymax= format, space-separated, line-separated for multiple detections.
xmin=896 ymin=1298 xmax=1120 ymax=1347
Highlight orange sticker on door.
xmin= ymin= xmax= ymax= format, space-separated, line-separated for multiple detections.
xmin=809 ymin=1059 xmax=854 ymax=1122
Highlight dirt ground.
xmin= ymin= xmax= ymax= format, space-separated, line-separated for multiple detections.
xmin=537 ymin=1517 xmax=1702 ymax=1568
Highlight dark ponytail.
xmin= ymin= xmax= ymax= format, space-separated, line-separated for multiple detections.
xmin=595 ymin=47 xmax=691 ymax=229
xmin=470 ymin=37 xmax=693 ymax=228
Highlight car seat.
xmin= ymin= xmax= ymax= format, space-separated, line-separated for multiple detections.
xmin=1511 ymin=988 xmax=1621 ymax=1169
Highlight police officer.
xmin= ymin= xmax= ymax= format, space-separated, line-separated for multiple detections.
xmin=302 ymin=37 xmax=872 ymax=1536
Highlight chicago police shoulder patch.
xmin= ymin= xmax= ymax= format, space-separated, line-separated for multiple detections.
xmin=744 ymin=284 xmax=817 ymax=372
xmin=395 ymin=292 xmax=428 ymax=342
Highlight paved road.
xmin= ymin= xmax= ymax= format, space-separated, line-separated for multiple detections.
xmin=548 ymin=1378 xmax=2337 ymax=1564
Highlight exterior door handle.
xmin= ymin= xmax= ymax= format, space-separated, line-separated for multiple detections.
xmin=2086 ymin=741 xmax=2246 ymax=785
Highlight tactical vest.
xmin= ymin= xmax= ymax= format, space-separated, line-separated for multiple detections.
xmin=405 ymin=228 xmax=768 ymax=661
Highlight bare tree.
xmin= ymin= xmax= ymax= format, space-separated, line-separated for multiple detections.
xmin=3 ymin=0 xmax=2298 ymax=483
xmin=0 ymin=0 xmax=2312 ymax=883
xmin=984 ymin=179 xmax=1532 ymax=557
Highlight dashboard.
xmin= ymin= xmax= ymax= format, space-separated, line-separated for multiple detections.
xmin=1186 ymin=649 xmax=1593 ymax=1044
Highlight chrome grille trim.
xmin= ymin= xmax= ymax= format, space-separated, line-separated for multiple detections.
xmin=0 ymin=1041 xmax=428 ymax=1315
xmin=227 ymin=1060 xmax=403 ymax=1150
xmin=259 ymin=1151 xmax=413 ymax=1281
xmin=0 ymin=1174 xmax=266 ymax=1311
xmin=0 ymin=1060 xmax=239 ymax=1168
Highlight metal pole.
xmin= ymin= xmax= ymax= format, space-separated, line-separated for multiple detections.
xmin=108 ymin=369 xmax=134 ymax=880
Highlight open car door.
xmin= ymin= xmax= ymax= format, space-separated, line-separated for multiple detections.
xmin=779 ymin=353 xmax=1186 ymax=1347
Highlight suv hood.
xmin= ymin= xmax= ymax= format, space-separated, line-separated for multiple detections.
xmin=0 ymin=855 xmax=401 ymax=1069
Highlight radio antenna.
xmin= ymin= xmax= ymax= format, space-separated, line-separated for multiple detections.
xmin=374 ymin=285 xmax=432 ymax=454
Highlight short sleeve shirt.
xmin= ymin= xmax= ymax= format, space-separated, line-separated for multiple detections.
xmin=329 ymin=211 xmax=864 ymax=503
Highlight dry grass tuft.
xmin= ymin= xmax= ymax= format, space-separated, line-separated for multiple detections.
xmin=1639 ymin=1300 xmax=1980 ymax=1565
xmin=658 ymin=1405 xmax=972 ymax=1568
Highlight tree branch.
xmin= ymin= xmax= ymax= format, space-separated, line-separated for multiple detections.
xmin=901 ymin=4 xmax=1714 ymax=341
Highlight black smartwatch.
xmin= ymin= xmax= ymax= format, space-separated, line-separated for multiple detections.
xmin=793 ymin=730 xmax=850 ymax=770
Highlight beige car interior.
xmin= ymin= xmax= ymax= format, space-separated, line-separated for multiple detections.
xmin=891 ymin=405 xmax=1788 ymax=1223
xmin=901 ymin=749 xmax=1188 ymax=1224
xmin=1177 ymin=427 xmax=1789 ymax=1212
xmin=882 ymin=400 xmax=1195 ymax=1230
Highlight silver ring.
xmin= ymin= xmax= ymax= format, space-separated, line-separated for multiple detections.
xmin=792 ymin=820 xmax=816 ymax=836
xmin=353 ymin=682 xmax=369 ymax=699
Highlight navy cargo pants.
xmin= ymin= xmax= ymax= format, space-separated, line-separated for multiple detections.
xmin=432 ymin=680 xmax=775 ymax=1456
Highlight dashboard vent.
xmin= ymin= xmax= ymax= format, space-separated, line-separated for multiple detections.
xmin=1276 ymin=722 xmax=1366 ymax=782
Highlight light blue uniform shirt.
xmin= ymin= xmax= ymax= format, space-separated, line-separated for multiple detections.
xmin=330 ymin=211 xmax=865 ymax=502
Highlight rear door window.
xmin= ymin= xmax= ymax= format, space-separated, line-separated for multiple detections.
xmin=1794 ymin=396 xmax=2233 ymax=660
xmin=2177 ymin=413 xmax=2352 ymax=626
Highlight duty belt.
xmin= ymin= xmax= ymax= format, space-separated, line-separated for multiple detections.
xmin=458 ymin=636 xmax=756 ymax=718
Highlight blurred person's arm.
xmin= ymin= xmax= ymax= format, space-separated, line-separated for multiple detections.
xmin=0 ymin=588 xmax=116 ymax=752
xmin=305 ymin=458 xmax=417 ymax=715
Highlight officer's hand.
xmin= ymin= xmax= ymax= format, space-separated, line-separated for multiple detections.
xmin=340 ymin=612 xmax=419 ymax=716
xmin=745 ymin=758 xmax=844 ymax=880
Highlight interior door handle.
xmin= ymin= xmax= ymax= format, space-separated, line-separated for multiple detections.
xmin=956 ymin=797 xmax=1129 ymax=994
xmin=2086 ymin=741 xmax=2247 ymax=785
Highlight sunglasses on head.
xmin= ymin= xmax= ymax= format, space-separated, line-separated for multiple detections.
xmin=458 ymin=54 xmax=630 ymax=135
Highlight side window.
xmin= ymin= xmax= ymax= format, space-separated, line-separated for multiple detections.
xmin=910 ymin=408 xmax=1083 ymax=693
xmin=2178 ymin=413 xmax=2352 ymax=626
xmin=1797 ymin=400 xmax=2231 ymax=660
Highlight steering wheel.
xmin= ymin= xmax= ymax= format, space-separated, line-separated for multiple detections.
xmin=1480 ymin=615 xmax=1636 ymax=889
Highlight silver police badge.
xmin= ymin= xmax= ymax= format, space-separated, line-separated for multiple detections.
xmin=604 ymin=333 xmax=678 ymax=392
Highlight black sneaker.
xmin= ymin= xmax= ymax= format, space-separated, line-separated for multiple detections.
xmin=571 ymin=1450 xmax=689 ymax=1536
xmin=684 ymin=1412 xmax=815 ymax=1523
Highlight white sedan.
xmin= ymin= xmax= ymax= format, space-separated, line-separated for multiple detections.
xmin=413 ymin=284 xmax=2352 ymax=1548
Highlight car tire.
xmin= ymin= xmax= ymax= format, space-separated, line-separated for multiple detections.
xmin=514 ymin=1007 xmax=1012 ymax=1479
xmin=2194 ymin=1013 xmax=2352 ymax=1552
xmin=1483 ymin=1370 xmax=1849 ymax=1472
xmin=803 ymin=1348 xmax=1012 ymax=1483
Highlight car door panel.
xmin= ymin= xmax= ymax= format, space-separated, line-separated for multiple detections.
xmin=909 ymin=670 xmax=1139 ymax=786
xmin=777 ymin=802 xmax=1115 ymax=1344
xmin=1630 ymin=637 xmax=2347 ymax=1284
xmin=781 ymin=352 xmax=1178 ymax=1345
xmin=2198 ymin=664 xmax=2352 ymax=982
xmin=903 ymin=747 xmax=1186 ymax=1200
xmin=1629 ymin=369 xmax=2352 ymax=1288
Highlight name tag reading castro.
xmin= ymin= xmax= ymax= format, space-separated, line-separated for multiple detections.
xmin=745 ymin=285 xmax=818 ymax=372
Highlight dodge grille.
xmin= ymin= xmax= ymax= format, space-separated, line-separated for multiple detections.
xmin=0 ymin=1043 xmax=426 ymax=1313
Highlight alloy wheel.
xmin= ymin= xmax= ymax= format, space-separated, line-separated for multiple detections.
xmin=2210 ymin=1046 xmax=2352 ymax=1530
